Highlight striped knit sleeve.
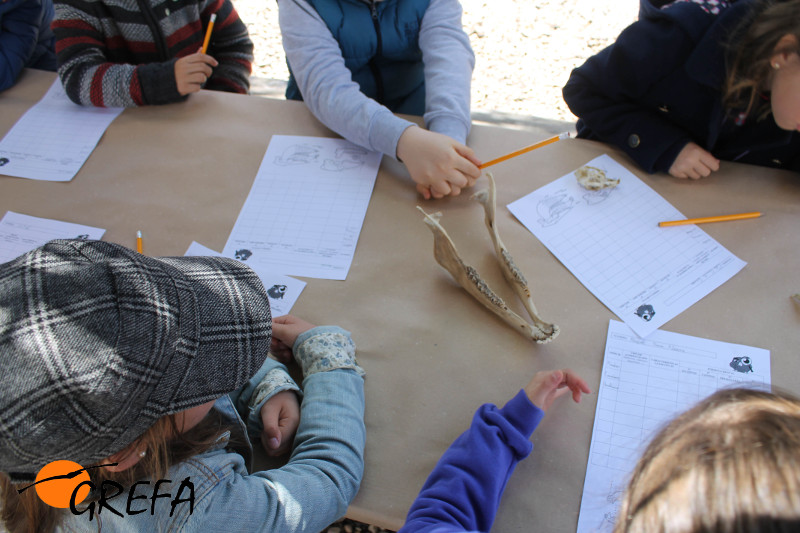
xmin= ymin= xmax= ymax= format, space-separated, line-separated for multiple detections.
xmin=200 ymin=0 xmax=253 ymax=94
xmin=53 ymin=0 xmax=183 ymax=107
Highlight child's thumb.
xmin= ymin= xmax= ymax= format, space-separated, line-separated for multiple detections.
xmin=264 ymin=426 xmax=281 ymax=450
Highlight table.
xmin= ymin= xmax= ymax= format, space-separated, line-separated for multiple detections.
xmin=2 ymin=69 xmax=799 ymax=532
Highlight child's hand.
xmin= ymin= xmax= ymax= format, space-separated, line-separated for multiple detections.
xmin=259 ymin=390 xmax=301 ymax=456
xmin=523 ymin=369 xmax=591 ymax=413
xmin=174 ymin=51 xmax=218 ymax=96
xmin=397 ymin=126 xmax=482 ymax=200
xmin=270 ymin=314 xmax=317 ymax=364
xmin=669 ymin=142 xmax=720 ymax=179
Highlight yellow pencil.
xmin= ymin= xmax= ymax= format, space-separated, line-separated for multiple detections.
xmin=658 ymin=211 xmax=762 ymax=227
xmin=136 ymin=230 xmax=143 ymax=253
xmin=201 ymin=13 xmax=216 ymax=54
xmin=480 ymin=132 xmax=570 ymax=169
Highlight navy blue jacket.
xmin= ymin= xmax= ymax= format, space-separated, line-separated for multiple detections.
xmin=563 ymin=0 xmax=800 ymax=174
xmin=285 ymin=0 xmax=431 ymax=115
xmin=0 ymin=0 xmax=56 ymax=91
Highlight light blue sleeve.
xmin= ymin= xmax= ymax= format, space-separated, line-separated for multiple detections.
xmin=419 ymin=0 xmax=474 ymax=144
xmin=277 ymin=0 xmax=414 ymax=158
xmin=229 ymin=357 xmax=301 ymax=438
xmin=185 ymin=368 xmax=366 ymax=531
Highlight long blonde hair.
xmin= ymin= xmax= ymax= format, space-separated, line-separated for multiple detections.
xmin=723 ymin=0 xmax=800 ymax=118
xmin=0 ymin=411 xmax=230 ymax=533
xmin=614 ymin=387 xmax=800 ymax=532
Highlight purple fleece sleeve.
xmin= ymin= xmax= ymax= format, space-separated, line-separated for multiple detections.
xmin=398 ymin=390 xmax=545 ymax=533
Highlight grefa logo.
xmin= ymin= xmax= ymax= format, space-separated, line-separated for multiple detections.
xmin=18 ymin=460 xmax=195 ymax=520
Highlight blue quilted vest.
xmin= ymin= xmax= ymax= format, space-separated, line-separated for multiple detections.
xmin=285 ymin=0 xmax=431 ymax=115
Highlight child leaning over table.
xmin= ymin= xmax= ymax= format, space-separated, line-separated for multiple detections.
xmin=52 ymin=0 xmax=253 ymax=107
xmin=0 ymin=240 xmax=365 ymax=533
xmin=562 ymin=0 xmax=800 ymax=179
xmin=399 ymin=370 xmax=800 ymax=532
xmin=0 ymin=0 xmax=57 ymax=92
xmin=278 ymin=0 xmax=482 ymax=200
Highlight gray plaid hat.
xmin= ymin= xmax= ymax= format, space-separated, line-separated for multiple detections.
xmin=0 ymin=240 xmax=272 ymax=482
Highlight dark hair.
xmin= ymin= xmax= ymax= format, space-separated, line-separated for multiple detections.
xmin=614 ymin=387 xmax=800 ymax=533
xmin=723 ymin=0 xmax=800 ymax=118
xmin=0 ymin=411 xmax=231 ymax=533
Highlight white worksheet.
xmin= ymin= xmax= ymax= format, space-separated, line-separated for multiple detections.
xmin=222 ymin=135 xmax=381 ymax=280
xmin=0 ymin=79 xmax=123 ymax=181
xmin=577 ymin=320 xmax=770 ymax=532
xmin=508 ymin=155 xmax=746 ymax=337
xmin=0 ymin=211 xmax=106 ymax=263
xmin=186 ymin=241 xmax=306 ymax=317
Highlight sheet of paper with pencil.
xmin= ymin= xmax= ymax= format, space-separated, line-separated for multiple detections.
xmin=507 ymin=154 xmax=746 ymax=338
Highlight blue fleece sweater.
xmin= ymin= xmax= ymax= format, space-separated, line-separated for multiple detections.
xmin=399 ymin=390 xmax=545 ymax=533
xmin=0 ymin=0 xmax=56 ymax=91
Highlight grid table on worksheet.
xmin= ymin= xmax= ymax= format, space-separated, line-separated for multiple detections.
xmin=0 ymin=81 xmax=122 ymax=181
xmin=576 ymin=320 xmax=770 ymax=533
xmin=591 ymin=343 xmax=767 ymax=473
xmin=508 ymin=155 xmax=745 ymax=337
xmin=223 ymin=136 xmax=381 ymax=280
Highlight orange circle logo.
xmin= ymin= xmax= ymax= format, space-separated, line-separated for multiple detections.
xmin=34 ymin=460 xmax=91 ymax=508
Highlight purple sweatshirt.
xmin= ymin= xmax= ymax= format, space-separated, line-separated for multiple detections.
xmin=399 ymin=390 xmax=545 ymax=533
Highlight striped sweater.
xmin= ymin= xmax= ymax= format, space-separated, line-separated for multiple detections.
xmin=53 ymin=0 xmax=253 ymax=107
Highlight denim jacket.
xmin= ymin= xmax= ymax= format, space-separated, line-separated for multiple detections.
xmin=57 ymin=326 xmax=366 ymax=532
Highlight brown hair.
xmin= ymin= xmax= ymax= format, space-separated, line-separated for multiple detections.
xmin=0 ymin=411 xmax=230 ymax=533
xmin=614 ymin=387 xmax=800 ymax=533
xmin=723 ymin=0 xmax=800 ymax=118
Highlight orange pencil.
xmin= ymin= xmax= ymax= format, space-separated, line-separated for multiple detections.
xmin=480 ymin=132 xmax=570 ymax=169
xmin=658 ymin=211 xmax=762 ymax=227
xmin=136 ymin=230 xmax=143 ymax=253
xmin=201 ymin=13 xmax=216 ymax=54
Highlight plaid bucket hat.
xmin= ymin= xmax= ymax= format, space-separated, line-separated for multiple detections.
xmin=0 ymin=240 xmax=272 ymax=482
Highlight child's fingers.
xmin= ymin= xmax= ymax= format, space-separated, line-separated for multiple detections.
xmin=453 ymin=149 xmax=481 ymax=180
xmin=430 ymin=179 xmax=452 ymax=198
xmin=444 ymin=169 xmax=469 ymax=189
xmin=416 ymin=183 xmax=433 ymax=200
xmin=454 ymin=144 xmax=483 ymax=170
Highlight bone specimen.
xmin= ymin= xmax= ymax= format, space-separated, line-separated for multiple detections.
xmin=473 ymin=174 xmax=559 ymax=342
xmin=417 ymin=173 xmax=559 ymax=344
xmin=575 ymin=165 xmax=619 ymax=190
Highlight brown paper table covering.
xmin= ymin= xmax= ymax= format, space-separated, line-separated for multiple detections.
xmin=2 ymin=69 xmax=799 ymax=532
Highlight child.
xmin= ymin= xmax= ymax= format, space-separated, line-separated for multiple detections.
xmin=400 ymin=369 xmax=592 ymax=532
xmin=0 ymin=0 xmax=57 ymax=92
xmin=563 ymin=0 xmax=800 ymax=179
xmin=52 ymin=0 xmax=253 ymax=107
xmin=0 ymin=240 xmax=366 ymax=532
xmin=399 ymin=371 xmax=800 ymax=532
xmin=277 ymin=0 xmax=482 ymax=199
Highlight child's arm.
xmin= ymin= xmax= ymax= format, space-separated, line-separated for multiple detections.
xmin=399 ymin=370 xmax=590 ymax=533
xmin=198 ymin=0 xmax=253 ymax=94
xmin=191 ymin=316 xmax=366 ymax=532
xmin=399 ymin=0 xmax=480 ymax=199
xmin=229 ymin=356 xmax=302 ymax=457
xmin=562 ymin=7 xmax=709 ymax=174
xmin=418 ymin=0 xmax=473 ymax=151
xmin=279 ymin=0 xmax=414 ymax=157
xmin=0 ymin=0 xmax=47 ymax=92
xmin=53 ymin=1 xmax=184 ymax=107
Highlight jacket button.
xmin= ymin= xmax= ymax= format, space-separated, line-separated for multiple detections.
xmin=628 ymin=134 xmax=641 ymax=148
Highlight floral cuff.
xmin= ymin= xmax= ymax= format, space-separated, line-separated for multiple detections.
xmin=246 ymin=367 xmax=301 ymax=436
xmin=293 ymin=326 xmax=366 ymax=378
